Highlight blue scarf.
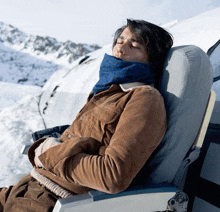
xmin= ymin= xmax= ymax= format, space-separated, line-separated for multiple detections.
xmin=92 ymin=54 xmax=155 ymax=95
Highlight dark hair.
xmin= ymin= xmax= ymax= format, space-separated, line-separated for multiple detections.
xmin=113 ymin=19 xmax=173 ymax=82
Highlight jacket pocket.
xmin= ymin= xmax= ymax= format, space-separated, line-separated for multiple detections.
xmin=90 ymin=105 xmax=121 ymax=145
xmin=92 ymin=105 xmax=121 ymax=124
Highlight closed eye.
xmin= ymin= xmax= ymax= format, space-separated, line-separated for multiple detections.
xmin=132 ymin=43 xmax=141 ymax=48
xmin=116 ymin=36 xmax=142 ymax=49
xmin=116 ymin=41 xmax=123 ymax=44
xmin=116 ymin=37 xmax=123 ymax=44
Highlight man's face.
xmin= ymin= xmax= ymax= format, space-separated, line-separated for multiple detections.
xmin=112 ymin=27 xmax=150 ymax=63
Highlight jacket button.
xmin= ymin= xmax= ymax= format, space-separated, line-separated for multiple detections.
xmin=68 ymin=134 xmax=72 ymax=138
xmin=79 ymin=116 xmax=84 ymax=121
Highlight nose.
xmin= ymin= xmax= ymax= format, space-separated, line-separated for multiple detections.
xmin=117 ymin=42 xmax=129 ymax=55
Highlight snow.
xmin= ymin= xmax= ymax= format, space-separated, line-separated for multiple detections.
xmin=0 ymin=43 xmax=61 ymax=87
xmin=0 ymin=94 xmax=45 ymax=186
xmin=161 ymin=19 xmax=179 ymax=29
xmin=167 ymin=7 xmax=220 ymax=52
xmin=0 ymin=82 xmax=42 ymax=110
xmin=0 ymin=7 xmax=220 ymax=187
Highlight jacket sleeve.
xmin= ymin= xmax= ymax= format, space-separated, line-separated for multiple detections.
xmin=38 ymin=87 xmax=167 ymax=194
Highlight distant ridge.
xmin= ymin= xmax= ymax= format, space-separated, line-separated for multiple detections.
xmin=0 ymin=21 xmax=101 ymax=66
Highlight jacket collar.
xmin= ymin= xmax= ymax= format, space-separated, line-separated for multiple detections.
xmin=120 ymin=82 xmax=154 ymax=92
xmin=88 ymin=83 xmax=154 ymax=101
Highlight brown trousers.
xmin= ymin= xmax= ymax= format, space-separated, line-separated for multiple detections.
xmin=0 ymin=174 xmax=59 ymax=212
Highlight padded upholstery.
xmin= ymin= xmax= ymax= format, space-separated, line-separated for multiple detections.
xmin=142 ymin=45 xmax=213 ymax=186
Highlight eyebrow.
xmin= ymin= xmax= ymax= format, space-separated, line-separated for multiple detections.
xmin=118 ymin=36 xmax=142 ymax=44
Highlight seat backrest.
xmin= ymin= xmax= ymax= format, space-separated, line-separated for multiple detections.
xmin=143 ymin=45 xmax=213 ymax=186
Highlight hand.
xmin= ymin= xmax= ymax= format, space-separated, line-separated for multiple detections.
xmin=34 ymin=137 xmax=61 ymax=168
xmin=34 ymin=143 xmax=44 ymax=168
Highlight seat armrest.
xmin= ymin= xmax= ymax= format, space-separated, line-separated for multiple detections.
xmin=89 ymin=183 xmax=177 ymax=201
xmin=53 ymin=184 xmax=186 ymax=212
xmin=53 ymin=193 xmax=93 ymax=212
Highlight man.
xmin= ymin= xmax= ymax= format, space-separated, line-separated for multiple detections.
xmin=0 ymin=19 xmax=173 ymax=212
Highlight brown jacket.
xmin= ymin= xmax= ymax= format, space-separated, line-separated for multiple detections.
xmin=28 ymin=84 xmax=167 ymax=195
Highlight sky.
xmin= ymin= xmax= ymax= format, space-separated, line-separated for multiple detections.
xmin=1 ymin=0 xmax=220 ymax=46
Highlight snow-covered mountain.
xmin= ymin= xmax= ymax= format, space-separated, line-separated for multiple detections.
xmin=0 ymin=21 xmax=100 ymax=65
xmin=0 ymin=22 xmax=100 ymax=87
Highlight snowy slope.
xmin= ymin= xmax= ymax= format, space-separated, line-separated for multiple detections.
xmin=0 ymin=82 xmax=42 ymax=110
xmin=166 ymin=7 xmax=220 ymax=52
xmin=0 ymin=94 xmax=45 ymax=186
xmin=0 ymin=7 xmax=220 ymax=187
xmin=0 ymin=43 xmax=61 ymax=87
